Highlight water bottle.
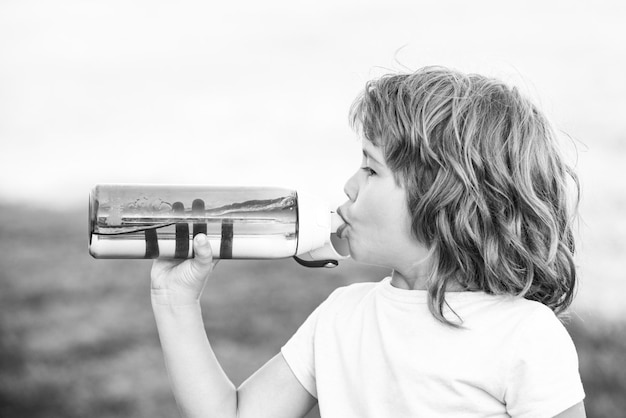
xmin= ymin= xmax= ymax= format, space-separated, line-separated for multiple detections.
xmin=88 ymin=184 xmax=349 ymax=267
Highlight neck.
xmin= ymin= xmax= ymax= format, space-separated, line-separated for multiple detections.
xmin=390 ymin=269 xmax=429 ymax=290
xmin=390 ymin=256 xmax=465 ymax=292
xmin=389 ymin=248 xmax=434 ymax=290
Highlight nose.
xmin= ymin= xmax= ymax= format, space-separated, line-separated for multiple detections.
xmin=343 ymin=170 xmax=360 ymax=202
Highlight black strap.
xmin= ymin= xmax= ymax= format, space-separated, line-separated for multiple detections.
xmin=293 ymin=256 xmax=338 ymax=268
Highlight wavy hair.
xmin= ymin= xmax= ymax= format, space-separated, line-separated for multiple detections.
xmin=349 ymin=66 xmax=579 ymax=325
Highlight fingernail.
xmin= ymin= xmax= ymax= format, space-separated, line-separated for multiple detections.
xmin=196 ymin=234 xmax=208 ymax=245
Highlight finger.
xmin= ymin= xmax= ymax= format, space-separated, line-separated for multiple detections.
xmin=188 ymin=234 xmax=217 ymax=279
xmin=193 ymin=233 xmax=214 ymax=264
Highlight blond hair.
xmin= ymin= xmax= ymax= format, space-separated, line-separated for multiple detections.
xmin=350 ymin=66 xmax=579 ymax=325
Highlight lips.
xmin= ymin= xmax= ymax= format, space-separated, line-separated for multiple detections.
xmin=335 ymin=207 xmax=349 ymax=239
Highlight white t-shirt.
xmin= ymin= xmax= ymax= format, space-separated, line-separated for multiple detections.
xmin=281 ymin=277 xmax=585 ymax=418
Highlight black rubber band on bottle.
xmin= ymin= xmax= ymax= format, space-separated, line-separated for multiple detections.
xmin=192 ymin=199 xmax=207 ymax=258
xmin=144 ymin=228 xmax=159 ymax=258
xmin=173 ymin=202 xmax=189 ymax=259
xmin=192 ymin=199 xmax=208 ymax=237
xmin=220 ymin=220 xmax=233 ymax=259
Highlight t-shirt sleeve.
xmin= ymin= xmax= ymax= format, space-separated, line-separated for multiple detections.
xmin=281 ymin=287 xmax=346 ymax=399
xmin=281 ymin=302 xmax=321 ymax=398
xmin=504 ymin=307 xmax=585 ymax=418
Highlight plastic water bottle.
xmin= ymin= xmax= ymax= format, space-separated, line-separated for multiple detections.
xmin=88 ymin=184 xmax=348 ymax=267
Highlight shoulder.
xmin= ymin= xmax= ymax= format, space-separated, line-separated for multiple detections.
xmin=448 ymin=292 xmax=561 ymax=335
xmin=322 ymin=279 xmax=384 ymax=309
xmin=469 ymin=293 xmax=565 ymax=332
xmin=503 ymin=298 xmax=577 ymax=353
xmin=513 ymin=301 xmax=578 ymax=359
xmin=302 ymin=278 xmax=388 ymax=324
xmin=508 ymin=298 xmax=571 ymax=340
xmin=329 ymin=279 xmax=382 ymax=298
xmin=457 ymin=295 xmax=577 ymax=363
xmin=503 ymin=305 xmax=585 ymax=417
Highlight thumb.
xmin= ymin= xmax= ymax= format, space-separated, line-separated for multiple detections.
xmin=188 ymin=233 xmax=218 ymax=280
xmin=151 ymin=234 xmax=219 ymax=306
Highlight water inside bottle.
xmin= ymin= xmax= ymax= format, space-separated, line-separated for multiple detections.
xmin=89 ymin=186 xmax=299 ymax=259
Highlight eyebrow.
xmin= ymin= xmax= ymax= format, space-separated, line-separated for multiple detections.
xmin=362 ymin=149 xmax=382 ymax=165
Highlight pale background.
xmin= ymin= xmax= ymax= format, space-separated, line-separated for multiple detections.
xmin=2 ymin=0 xmax=625 ymax=318
xmin=1 ymin=1 xmax=625 ymax=416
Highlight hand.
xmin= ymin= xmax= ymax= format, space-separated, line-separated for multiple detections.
xmin=151 ymin=234 xmax=219 ymax=306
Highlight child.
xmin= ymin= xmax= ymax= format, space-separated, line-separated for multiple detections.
xmin=151 ymin=66 xmax=586 ymax=417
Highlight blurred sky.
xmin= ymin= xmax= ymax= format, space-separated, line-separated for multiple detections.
xmin=1 ymin=0 xmax=625 ymax=314
xmin=1 ymin=0 xmax=624 ymax=207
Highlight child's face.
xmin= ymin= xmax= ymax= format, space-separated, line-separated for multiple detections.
xmin=337 ymin=139 xmax=428 ymax=270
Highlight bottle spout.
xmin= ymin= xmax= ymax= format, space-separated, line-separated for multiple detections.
xmin=330 ymin=211 xmax=344 ymax=233
xmin=294 ymin=195 xmax=350 ymax=267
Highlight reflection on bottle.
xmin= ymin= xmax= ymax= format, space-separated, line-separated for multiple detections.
xmin=89 ymin=184 xmax=349 ymax=264
xmin=89 ymin=185 xmax=300 ymax=259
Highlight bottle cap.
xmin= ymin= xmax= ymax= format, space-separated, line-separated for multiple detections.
xmin=295 ymin=191 xmax=350 ymax=264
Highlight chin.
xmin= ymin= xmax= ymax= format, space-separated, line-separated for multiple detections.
xmin=351 ymin=248 xmax=394 ymax=270
xmin=346 ymin=244 xmax=375 ymax=265
xmin=345 ymin=242 xmax=362 ymax=262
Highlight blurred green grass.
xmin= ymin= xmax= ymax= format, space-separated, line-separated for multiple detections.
xmin=0 ymin=204 xmax=624 ymax=417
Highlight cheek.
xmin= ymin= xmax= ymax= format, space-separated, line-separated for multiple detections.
xmin=353 ymin=200 xmax=398 ymax=245
xmin=351 ymin=185 xmax=404 ymax=231
xmin=370 ymin=192 xmax=413 ymax=245
xmin=351 ymin=195 xmax=384 ymax=231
